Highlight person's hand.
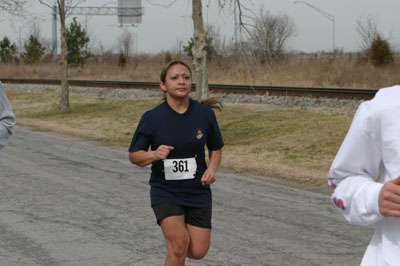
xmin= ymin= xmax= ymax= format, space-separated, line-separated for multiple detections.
xmin=200 ymin=167 xmax=217 ymax=185
xmin=378 ymin=176 xmax=400 ymax=217
xmin=153 ymin=145 xmax=174 ymax=160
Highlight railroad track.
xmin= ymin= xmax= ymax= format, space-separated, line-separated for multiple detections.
xmin=0 ymin=78 xmax=378 ymax=100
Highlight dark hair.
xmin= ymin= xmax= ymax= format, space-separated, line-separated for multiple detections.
xmin=201 ymin=97 xmax=223 ymax=111
xmin=160 ymin=60 xmax=192 ymax=83
xmin=159 ymin=60 xmax=222 ymax=111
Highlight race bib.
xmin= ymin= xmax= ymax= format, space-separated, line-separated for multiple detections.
xmin=163 ymin=157 xmax=197 ymax=180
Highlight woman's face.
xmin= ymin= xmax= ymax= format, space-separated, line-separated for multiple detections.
xmin=160 ymin=64 xmax=192 ymax=100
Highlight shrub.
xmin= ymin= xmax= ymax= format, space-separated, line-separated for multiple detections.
xmin=0 ymin=36 xmax=16 ymax=63
xmin=370 ymin=35 xmax=394 ymax=66
xmin=118 ymin=53 xmax=126 ymax=70
xmin=22 ymin=35 xmax=45 ymax=64
xmin=164 ymin=51 xmax=172 ymax=64
xmin=66 ymin=17 xmax=90 ymax=66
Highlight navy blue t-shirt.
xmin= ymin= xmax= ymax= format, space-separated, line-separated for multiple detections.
xmin=129 ymin=99 xmax=224 ymax=208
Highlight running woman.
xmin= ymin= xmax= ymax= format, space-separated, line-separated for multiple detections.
xmin=129 ymin=61 xmax=224 ymax=266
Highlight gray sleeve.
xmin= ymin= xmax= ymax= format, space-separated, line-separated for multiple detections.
xmin=0 ymin=82 xmax=16 ymax=150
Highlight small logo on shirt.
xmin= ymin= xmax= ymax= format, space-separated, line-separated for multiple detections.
xmin=332 ymin=197 xmax=345 ymax=210
xmin=196 ymin=128 xmax=203 ymax=139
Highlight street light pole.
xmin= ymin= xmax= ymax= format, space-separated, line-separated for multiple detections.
xmin=294 ymin=1 xmax=335 ymax=53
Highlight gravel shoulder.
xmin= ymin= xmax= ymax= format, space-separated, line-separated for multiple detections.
xmin=3 ymin=83 xmax=363 ymax=110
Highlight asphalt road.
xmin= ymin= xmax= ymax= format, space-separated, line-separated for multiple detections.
xmin=0 ymin=126 xmax=372 ymax=266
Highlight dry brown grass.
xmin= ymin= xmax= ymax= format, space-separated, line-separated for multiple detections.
xmin=207 ymin=55 xmax=400 ymax=89
xmin=2 ymin=54 xmax=400 ymax=90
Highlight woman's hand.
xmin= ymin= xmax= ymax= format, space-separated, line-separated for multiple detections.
xmin=200 ymin=149 xmax=222 ymax=185
xmin=129 ymin=145 xmax=174 ymax=167
xmin=201 ymin=167 xmax=217 ymax=185
xmin=153 ymin=145 xmax=174 ymax=160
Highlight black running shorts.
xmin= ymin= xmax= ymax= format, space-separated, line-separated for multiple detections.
xmin=152 ymin=203 xmax=212 ymax=229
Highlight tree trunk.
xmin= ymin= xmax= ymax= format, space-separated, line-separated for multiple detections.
xmin=59 ymin=0 xmax=70 ymax=112
xmin=192 ymin=0 xmax=208 ymax=100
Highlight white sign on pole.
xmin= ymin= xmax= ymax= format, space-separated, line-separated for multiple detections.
xmin=118 ymin=0 xmax=143 ymax=25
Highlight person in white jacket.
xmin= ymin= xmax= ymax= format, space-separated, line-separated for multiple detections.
xmin=328 ymin=85 xmax=400 ymax=266
xmin=0 ymin=82 xmax=16 ymax=151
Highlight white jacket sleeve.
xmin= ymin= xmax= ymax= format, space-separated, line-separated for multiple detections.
xmin=0 ymin=82 xmax=16 ymax=150
xmin=328 ymin=101 xmax=384 ymax=226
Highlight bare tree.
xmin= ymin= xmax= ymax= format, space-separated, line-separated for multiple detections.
xmin=250 ymin=8 xmax=296 ymax=63
xmin=153 ymin=0 xmax=247 ymax=99
xmin=118 ymin=29 xmax=135 ymax=61
xmin=27 ymin=15 xmax=56 ymax=57
xmin=0 ymin=0 xmax=27 ymax=15
xmin=355 ymin=14 xmax=394 ymax=65
xmin=192 ymin=0 xmax=254 ymax=99
xmin=40 ymin=0 xmax=69 ymax=112
xmin=28 ymin=18 xmax=42 ymax=40
xmin=173 ymin=38 xmax=184 ymax=59
xmin=205 ymin=24 xmax=226 ymax=58
xmin=356 ymin=15 xmax=380 ymax=51
xmin=39 ymin=0 xmax=87 ymax=112
xmin=59 ymin=0 xmax=69 ymax=112
xmin=192 ymin=0 xmax=209 ymax=100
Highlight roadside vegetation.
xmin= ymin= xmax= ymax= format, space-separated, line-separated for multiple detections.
xmin=0 ymin=10 xmax=398 ymax=89
xmin=1 ymin=10 xmax=399 ymax=190
xmin=7 ymin=90 xmax=354 ymax=190
xmin=2 ymin=53 xmax=400 ymax=89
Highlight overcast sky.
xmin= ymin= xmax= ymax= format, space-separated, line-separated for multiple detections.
xmin=1 ymin=0 xmax=400 ymax=54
